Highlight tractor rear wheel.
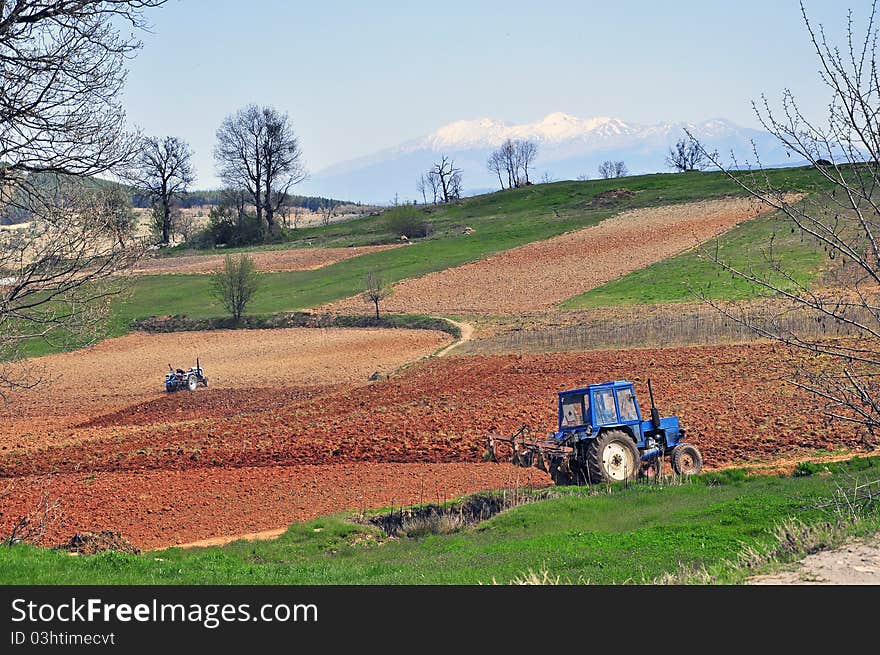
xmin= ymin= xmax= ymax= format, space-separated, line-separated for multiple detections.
xmin=671 ymin=443 xmax=703 ymax=475
xmin=186 ymin=375 xmax=198 ymax=391
xmin=585 ymin=430 xmax=640 ymax=483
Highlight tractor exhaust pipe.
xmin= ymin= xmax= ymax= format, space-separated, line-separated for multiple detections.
xmin=647 ymin=378 xmax=661 ymax=430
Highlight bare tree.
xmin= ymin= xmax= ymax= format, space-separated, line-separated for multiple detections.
xmin=488 ymin=139 xmax=538 ymax=189
xmin=174 ymin=209 xmax=197 ymax=243
xmin=0 ymin=1 xmax=165 ymax=394
xmin=0 ymin=189 xmax=144 ymax=394
xmin=577 ymin=173 xmax=591 ymax=181
xmin=426 ymin=171 xmax=441 ymax=204
xmin=599 ymin=161 xmax=628 ymax=178
xmin=363 ymin=271 xmax=393 ymax=320
xmin=291 ymin=203 xmax=304 ymax=229
xmin=3 ymin=475 xmax=61 ymax=546
xmin=319 ymin=198 xmax=337 ymax=226
xmin=261 ymin=107 xmax=307 ymax=232
xmin=448 ymin=169 xmax=463 ymax=201
xmin=416 ymin=175 xmax=428 ymax=204
xmin=516 ymin=140 xmax=539 ymax=185
xmin=126 ymin=136 xmax=195 ymax=245
xmin=429 ymin=156 xmax=463 ymax=203
xmin=101 ymin=184 xmax=137 ymax=247
xmin=0 ymin=1 xmax=165 ymax=207
xmin=502 ymin=139 xmax=520 ymax=188
xmin=211 ymin=254 xmax=262 ymax=322
xmin=214 ymin=105 xmax=307 ymax=235
xmin=692 ymin=0 xmax=880 ymax=441
xmin=487 ymin=150 xmax=507 ymax=190
xmin=220 ymin=187 xmax=249 ymax=222
xmin=666 ymin=136 xmax=709 ymax=172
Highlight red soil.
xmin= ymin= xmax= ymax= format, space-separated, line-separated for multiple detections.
xmin=1 ymin=342 xmax=857 ymax=478
xmin=324 ymin=197 xmax=775 ymax=314
xmin=1 ymin=340 xmax=867 ymax=549
xmin=1 ymin=463 xmax=548 ymax=550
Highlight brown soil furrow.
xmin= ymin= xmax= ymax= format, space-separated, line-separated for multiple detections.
xmin=131 ymin=244 xmax=400 ymax=275
xmin=0 ymin=463 xmax=549 ymax=549
xmin=0 ymin=327 xmax=450 ymax=448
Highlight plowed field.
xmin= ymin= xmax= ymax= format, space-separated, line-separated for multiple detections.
xmin=131 ymin=244 xmax=399 ymax=275
xmin=1 ymin=327 xmax=450 ymax=448
xmin=1 ymin=463 xmax=546 ymax=549
xmin=1 ymin=338 xmax=868 ymax=549
xmin=324 ymin=197 xmax=774 ymax=314
xmin=2 ymin=341 xmax=858 ymax=477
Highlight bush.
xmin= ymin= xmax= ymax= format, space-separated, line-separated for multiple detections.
xmin=211 ymin=254 xmax=262 ymax=321
xmin=200 ymin=206 xmax=266 ymax=248
xmin=385 ymin=206 xmax=432 ymax=239
xmin=793 ymin=461 xmax=821 ymax=477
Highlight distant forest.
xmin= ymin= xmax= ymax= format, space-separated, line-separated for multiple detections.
xmin=1 ymin=174 xmax=357 ymax=224
xmin=130 ymin=189 xmax=358 ymax=211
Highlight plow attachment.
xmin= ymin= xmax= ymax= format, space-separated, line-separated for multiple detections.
xmin=484 ymin=424 xmax=574 ymax=471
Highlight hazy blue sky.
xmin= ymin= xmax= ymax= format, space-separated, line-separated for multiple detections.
xmin=121 ymin=0 xmax=859 ymax=188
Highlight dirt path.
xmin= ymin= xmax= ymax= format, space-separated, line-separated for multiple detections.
xmin=130 ymin=244 xmax=400 ymax=275
xmin=435 ymin=318 xmax=475 ymax=357
xmin=749 ymin=533 xmax=880 ymax=584
xmin=323 ymin=197 xmax=775 ymax=315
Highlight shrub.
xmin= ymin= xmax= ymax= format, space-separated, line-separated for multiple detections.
xmin=211 ymin=254 xmax=262 ymax=322
xmin=201 ymin=206 xmax=266 ymax=248
xmin=385 ymin=206 xmax=432 ymax=239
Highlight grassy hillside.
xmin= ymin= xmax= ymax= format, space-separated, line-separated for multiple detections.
xmin=170 ymin=166 xmax=826 ymax=252
xmin=16 ymin=166 xmax=831 ymax=358
xmin=119 ymin=168 xmax=828 ymax=320
xmin=559 ymin=208 xmax=827 ymax=308
xmin=2 ymin=456 xmax=877 ymax=585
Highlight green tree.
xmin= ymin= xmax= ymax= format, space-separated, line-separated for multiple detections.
xmin=211 ymin=254 xmax=262 ymax=322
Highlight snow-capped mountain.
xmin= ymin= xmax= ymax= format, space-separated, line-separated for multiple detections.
xmin=300 ymin=113 xmax=797 ymax=204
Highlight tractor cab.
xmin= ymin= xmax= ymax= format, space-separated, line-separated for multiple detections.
xmin=557 ymin=381 xmax=642 ymax=434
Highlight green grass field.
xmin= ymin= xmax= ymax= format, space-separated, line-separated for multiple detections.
xmin=559 ymin=208 xmax=827 ymax=308
xmin=2 ymin=456 xmax=877 ymax=585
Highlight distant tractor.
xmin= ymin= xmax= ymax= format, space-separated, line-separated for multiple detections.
xmin=486 ymin=379 xmax=702 ymax=484
xmin=164 ymin=358 xmax=209 ymax=393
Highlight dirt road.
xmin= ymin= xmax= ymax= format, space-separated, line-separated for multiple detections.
xmin=749 ymin=534 xmax=880 ymax=584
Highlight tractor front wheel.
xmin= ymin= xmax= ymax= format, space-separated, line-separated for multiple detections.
xmin=671 ymin=443 xmax=703 ymax=476
xmin=585 ymin=430 xmax=640 ymax=483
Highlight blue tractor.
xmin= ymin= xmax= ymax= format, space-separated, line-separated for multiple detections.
xmin=486 ymin=379 xmax=702 ymax=484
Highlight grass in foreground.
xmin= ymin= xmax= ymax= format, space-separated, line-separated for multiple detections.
xmin=1 ymin=456 xmax=877 ymax=585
